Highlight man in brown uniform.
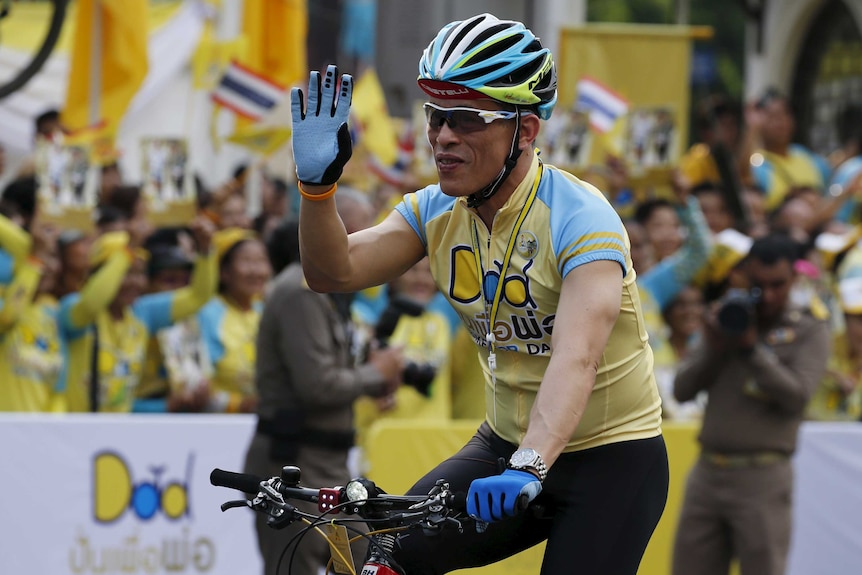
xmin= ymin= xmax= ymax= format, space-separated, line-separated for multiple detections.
xmin=672 ymin=232 xmax=831 ymax=575
xmin=243 ymin=189 xmax=404 ymax=575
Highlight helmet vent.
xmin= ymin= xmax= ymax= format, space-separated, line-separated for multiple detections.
xmin=464 ymin=33 xmax=522 ymax=69
xmin=442 ymin=17 xmax=487 ymax=63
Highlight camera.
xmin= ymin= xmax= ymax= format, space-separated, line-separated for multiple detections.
xmin=716 ymin=288 xmax=761 ymax=334
xmin=373 ymin=294 xmax=437 ymax=397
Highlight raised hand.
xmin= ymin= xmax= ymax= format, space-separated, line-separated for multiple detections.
xmin=290 ymin=65 xmax=353 ymax=187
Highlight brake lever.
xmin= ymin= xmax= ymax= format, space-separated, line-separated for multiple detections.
xmin=221 ymin=499 xmax=252 ymax=512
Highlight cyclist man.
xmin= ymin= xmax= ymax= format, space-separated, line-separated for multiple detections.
xmin=292 ymin=13 xmax=668 ymax=574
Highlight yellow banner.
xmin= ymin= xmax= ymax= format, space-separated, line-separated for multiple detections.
xmin=61 ymin=0 xmax=149 ymax=136
xmin=225 ymin=124 xmax=292 ymax=156
xmin=241 ymin=0 xmax=306 ymax=89
xmin=555 ymin=24 xmax=698 ymax=180
xmin=352 ymin=68 xmax=399 ymax=167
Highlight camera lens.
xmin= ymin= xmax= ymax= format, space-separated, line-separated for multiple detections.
xmin=717 ymin=300 xmax=751 ymax=334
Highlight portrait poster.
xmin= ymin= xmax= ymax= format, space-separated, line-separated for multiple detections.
xmin=623 ymin=106 xmax=679 ymax=170
xmin=141 ymin=137 xmax=197 ymax=226
xmin=544 ymin=105 xmax=594 ymax=170
xmin=33 ymin=139 xmax=98 ymax=231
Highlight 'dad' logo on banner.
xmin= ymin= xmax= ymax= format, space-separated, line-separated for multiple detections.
xmin=0 ymin=415 xmax=260 ymax=575
xmin=69 ymin=450 xmax=216 ymax=574
xmin=93 ymin=451 xmax=192 ymax=523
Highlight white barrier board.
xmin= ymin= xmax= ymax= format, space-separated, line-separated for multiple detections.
xmin=0 ymin=414 xmax=261 ymax=575
xmin=1 ymin=415 xmax=861 ymax=575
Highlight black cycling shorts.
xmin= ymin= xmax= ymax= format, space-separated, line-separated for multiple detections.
xmin=391 ymin=422 xmax=669 ymax=575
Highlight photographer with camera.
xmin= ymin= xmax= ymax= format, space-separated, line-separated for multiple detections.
xmin=672 ymin=232 xmax=831 ymax=575
xmin=354 ymin=257 xmax=453 ymax=462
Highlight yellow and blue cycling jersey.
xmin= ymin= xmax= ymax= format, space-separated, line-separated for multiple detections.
xmin=750 ymin=144 xmax=831 ymax=210
xmin=395 ymin=155 xmax=662 ymax=452
xmin=0 ymin=279 xmax=64 ymax=413
xmin=0 ymin=212 xmax=33 ymax=294
xmin=198 ymin=295 xmax=262 ymax=411
xmin=60 ymin=251 xmax=216 ymax=412
xmin=832 ymin=156 xmax=862 ymax=224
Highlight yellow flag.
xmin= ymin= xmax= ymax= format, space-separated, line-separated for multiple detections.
xmin=191 ymin=25 xmax=248 ymax=90
xmin=241 ymin=0 xmax=307 ymax=88
xmin=351 ymin=69 xmax=398 ymax=167
xmin=557 ymin=24 xmax=694 ymax=170
xmin=61 ymin=0 xmax=149 ymax=135
xmin=226 ymin=125 xmax=292 ymax=156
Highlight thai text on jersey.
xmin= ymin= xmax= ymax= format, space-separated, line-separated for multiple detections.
xmin=417 ymin=13 xmax=558 ymax=120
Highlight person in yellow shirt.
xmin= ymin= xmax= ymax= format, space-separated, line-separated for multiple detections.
xmin=197 ymin=228 xmax=271 ymax=413
xmin=354 ymin=257 xmax=452 ymax=451
xmin=135 ymin=226 xmax=215 ymax=413
xmin=59 ymin=223 xmax=216 ymax=413
xmin=748 ymin=89 xmax=831 ymax=211
xmin=807 ymin=276 xmax=862 ymax=421
xmin=292 ymin=14 xmax=666 ymax=573
xmin=0 ymin=213 xmax=63 ymax=412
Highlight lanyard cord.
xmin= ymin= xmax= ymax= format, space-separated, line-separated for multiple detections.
xmin=470 ymin=162 xmax=543 ymax=424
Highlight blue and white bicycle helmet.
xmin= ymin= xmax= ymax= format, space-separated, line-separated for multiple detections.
xmin=418 ymin=13 xmax=557 ymax=120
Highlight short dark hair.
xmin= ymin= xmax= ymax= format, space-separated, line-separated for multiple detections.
xmin=755 ymin=87 xmax=787 ymax=110
xmin=634 ymin=198 xmax=675 ymax=226
xmin=691 ymin=181 xmax=725 ymax=197
xmin=695 ymin=94 xmax=741 ymax=132
xmin=95 ymin=206 xmax=128 ymax=228
xmin=837 ymin=104 xmax=862 ymax=148
xmin=102 ymin=185 xmax=142 ymax=219
xmin=35 ymin=109 xmax=60 ymax=134
xmin=746 ymin=233 xmax=801 ymax=266
xmin=0 ymin=176 xmax=37 ymax=222
xmin=265 ymin=217 xmax=300 ymax=275
xmin=147 ymin=245 xmax=193 ymax=279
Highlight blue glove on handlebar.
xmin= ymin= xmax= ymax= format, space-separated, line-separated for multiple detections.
xmin=467 ymin=469 xmax=542 ymax=523
xmin=290 ymin=65 xmax=353 ymax=186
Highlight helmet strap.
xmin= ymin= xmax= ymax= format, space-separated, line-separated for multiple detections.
xmin=466 ymin=111 xmax=523 ymax=209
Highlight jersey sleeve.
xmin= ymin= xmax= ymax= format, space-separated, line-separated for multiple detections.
xmin=551 ymin=186 xmax=628 ymax=277
xmin=197 ymin=299 xmax=226 ymax=366
xmin=0 ymin=258 xmax=42 ymax=333
xmin=168 ymin=251 xmax=218 ymax=322
xmin=395 ymin=186 xmax=455 ymax=248
xmin=641 ymin=196 xmax=712 ymax=309
xmin=0 ymin=212 xmax=33 ymax=263
xmin=61 ymin=249 xmax=132 ymax=332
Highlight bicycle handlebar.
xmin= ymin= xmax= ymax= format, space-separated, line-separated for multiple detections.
xmin=211 ymin=465 xmax=470 ymax=531
xmin=210 ymin=468 xmax=265 ymax=494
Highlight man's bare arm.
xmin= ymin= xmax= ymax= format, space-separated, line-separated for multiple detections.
xmin=300 ymin=204 xmax=426 ymax=293
xmin=519 ymin=260 xmax=623 ymax=469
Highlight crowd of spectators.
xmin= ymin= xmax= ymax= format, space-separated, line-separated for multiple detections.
xmin=0 ymin=88 xmax=861 ymax=434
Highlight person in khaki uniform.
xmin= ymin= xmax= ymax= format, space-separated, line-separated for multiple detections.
xmin=672 ymin=232 xmax=831 ymax=575
xmin=242 ymin=191 xmax=404 ymax=575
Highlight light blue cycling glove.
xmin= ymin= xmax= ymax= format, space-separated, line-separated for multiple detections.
xmin=290 ymin=65 xmax=353 ymax=186
xmin=467 ymin=469 xmax=542 ymax=523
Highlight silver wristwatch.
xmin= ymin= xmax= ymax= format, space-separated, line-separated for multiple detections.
xmin=508 ymin=448 xmax=547 ymax=482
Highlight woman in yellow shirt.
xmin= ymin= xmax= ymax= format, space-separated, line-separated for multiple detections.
xmin=0 ymin=213 xmax=64 ymax=412
xmin=59 ymin=222 xmax=216 ymax=413
xmin=198 ymin=228 xmax=272 ymax=412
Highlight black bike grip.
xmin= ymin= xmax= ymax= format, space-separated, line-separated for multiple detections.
xmin=210 ymin=468 xmax=264 ymax=494
xmin=449 ymin=491 xmax=468 ymax=512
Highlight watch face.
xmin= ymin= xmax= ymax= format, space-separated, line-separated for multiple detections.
xmin=511 ymin=448 xmax=538 ymax=467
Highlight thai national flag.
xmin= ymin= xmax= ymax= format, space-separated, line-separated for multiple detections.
xmin=211 ymin=61 xmax=286 ymax=121
xmin=575 ymin=77 xmax=629 ymax=134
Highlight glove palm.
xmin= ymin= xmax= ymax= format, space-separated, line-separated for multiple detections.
xmin=290 ymin=65 xmax=353 ymax=186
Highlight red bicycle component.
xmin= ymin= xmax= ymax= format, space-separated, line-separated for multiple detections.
xmin=318 ymin=488 xmax=342 ymax=513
